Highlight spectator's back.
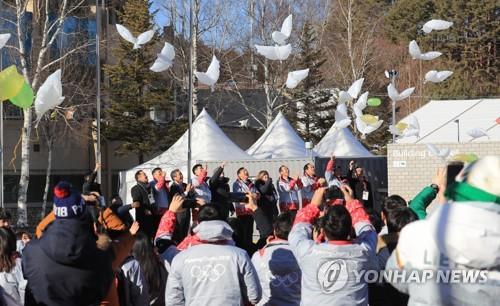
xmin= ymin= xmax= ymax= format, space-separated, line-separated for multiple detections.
xmin=165 ymin=220 xmax=262 ymax=306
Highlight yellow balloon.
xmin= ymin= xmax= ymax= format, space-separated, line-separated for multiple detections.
xmin=361 ymin=114 xmax=379 ymax=125
xmin=395 ymin=122 xmax=408 ymax=132
xmin=0 ymin=65 xmax=25 ymax=101
xmin=453 ymin=153 xmax=478 ymax=163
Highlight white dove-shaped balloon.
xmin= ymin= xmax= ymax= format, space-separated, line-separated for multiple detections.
xmin=467 ymin=128 xmax=489 ymax=140
xmin=352 ymin=91 xmax=369 ymax=118
xmin=116 ymin=24 xmax=155 ymax=49
xmin=272 ymin=14 xmax=292 ymax=45
xmin=285 ymin=68 xmax=309 ymax=89
xmin=255 ymin=44 xmax=292 ymax=61
xmin=35 ymin=69 xmax=65 ymax=120
xmin=405 ymin=116 xmax=420 ymax=137
xmin=150 ymin=42 xmax=175 ymax=72
xmin=338 ymin=78 xmax=364 ymax=103
xmin=194 ymin=55 xmax=220 ymax=91
xmin=0 ymin=33 xmax=11 ymax=50
xmin=333 ymin=103 xmax=351 ymax=129
xmin=355 ymin=116 xmax=383 ymax=139
xmin=422 ymin=19 xmax=453 ymax=34
xmin=424 ymin=70 xmax=453 ymax=83
xmin=427 ymin=143 xmax=451 ymax=161
xmin=387 ymin=83 xmax=415 ymax=101
xmin=409 ymin=40 xmax=442 ymax=61
xmin=390 ymin=116 xmax=420 ymax=138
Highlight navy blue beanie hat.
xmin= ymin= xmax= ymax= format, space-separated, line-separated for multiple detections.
xmin=53 ymin=181 xmax=85 ymax=219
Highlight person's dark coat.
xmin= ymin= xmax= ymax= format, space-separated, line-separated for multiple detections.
xmin=131 ymin=182 xmax=155 ymax=237
xmin=83 ymin=171 xmax=101 ymax=195
xmin=209 ymin=166 xmax=233 ymax=219
xmin=254 ymin=178 xmax=278 ymax=225
xmin=348 ymin=171 xmax=374 ymax=209
xmin=22 ymin=215 xmax=113 ymax=306
xmin=168 ymin=182 xmax=192 ymax=243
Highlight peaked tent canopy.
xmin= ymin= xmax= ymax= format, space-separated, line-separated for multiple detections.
xmin=314 ymin=126 xmax=374 ymax=157
xmin=396 ymin=98 xmax=500 ymax=144
xmin=246 ymin=112 xmax=310 ymax=159
xmin=119 ymin=109 xmax=253 ymax=203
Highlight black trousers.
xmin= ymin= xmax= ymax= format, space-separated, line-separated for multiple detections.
xmin=172 ymin=209 xmax=191 ymax=243
xmin=238 ymin=215 xmax=255 ymax=253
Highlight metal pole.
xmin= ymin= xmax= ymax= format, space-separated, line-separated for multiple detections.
xmin=390 ymin=73 xmax=396 ymax=143
xmin=95 ymin=0 xmax=102 ymax=184
xmin=187 ymin=0 xmax=193 ymax=182
xmin=0 ymin=53 xmax=3 ymax=208
xmin=249 ymin=0 xmax=254 ymax=86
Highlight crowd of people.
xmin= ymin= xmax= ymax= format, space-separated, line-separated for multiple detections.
xmin=0 ymin=155 xmax=498 ymax=306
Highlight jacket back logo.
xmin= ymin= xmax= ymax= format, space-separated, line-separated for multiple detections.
xmin=190 ymin=263 xmax=226 ymax=282
xmin=317 ymin=259 xmax=348 ymax=293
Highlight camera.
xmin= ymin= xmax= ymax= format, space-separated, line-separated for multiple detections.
xmin=228 ymin=192 xmax=248 ymax=203
xmin=325 ymin=185 xmax=343 ymax=202
xmin=182 ymin=196 xmax=198 ymax=209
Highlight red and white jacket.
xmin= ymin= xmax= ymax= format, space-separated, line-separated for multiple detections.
xmin=300 ymin=174 xmax=321 ymax=207
xmin=232 ymin=179 xmax=258 ymax=216
xmin=277 ymin=177 xmax=303 ymax=212
xmin=191 ymin=172 xmax=211 ymax=203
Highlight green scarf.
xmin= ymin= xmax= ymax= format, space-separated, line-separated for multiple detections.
xmin=445 ymin=182 xmax=500 ymax=205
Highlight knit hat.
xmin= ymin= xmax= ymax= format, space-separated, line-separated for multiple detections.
xmin=53 ymin=181 xmax=86 ymax=219
xmin=462 ymin=156 xmax=500 ymax=197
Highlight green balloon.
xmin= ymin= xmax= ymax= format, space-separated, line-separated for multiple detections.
xmin=9 ymin=81 xmax=34 ymax=109
xmin=367 ymin=97 xmax=381 ymax=107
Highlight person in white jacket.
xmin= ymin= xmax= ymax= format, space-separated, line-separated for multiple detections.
xmin=289 ymin=185 xmax=377 ymax=306
xmin=252 ymin=211 xmax=301 ymax=306
xmin=164 ymin=198 xmax=262 ymax=306
xmin=385 ymin=156 xmax=500 ymax=306
xmin=0 ymin=227 xmax=26 ymax=305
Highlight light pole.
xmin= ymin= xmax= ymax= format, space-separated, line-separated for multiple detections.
xmin=387 ymin=69 xmax=398 ymax=143
xmin=187 ymin=0 xmax=193 ymax=182
xmin=95 ymin=0 xmax=103 ymax=184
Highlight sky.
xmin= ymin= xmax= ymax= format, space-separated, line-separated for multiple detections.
xmin=150 ymin=0 xmax=169 ymax=29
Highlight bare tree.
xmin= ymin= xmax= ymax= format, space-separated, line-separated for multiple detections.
xmin=161 ymin=0 xmax=231 ymax=117
xmin=1 ymin=0 xmax=94 ymax=226
xmin=322 ymin=0 xmax=385 ymax=88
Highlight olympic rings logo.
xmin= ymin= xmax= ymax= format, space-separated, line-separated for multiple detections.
xmin=267 ymin=271 xmax=300 ymax=287
xmin=190 ymin=263 xmax=227 ymax=282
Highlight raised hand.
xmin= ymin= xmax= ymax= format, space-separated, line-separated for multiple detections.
xmin=340 ymin=184 xmax=354 ymax=203
xmin=129 ymin=221 xmax=140 ymax=236
xmin=169 ymin=195 xmax=185 ymax=213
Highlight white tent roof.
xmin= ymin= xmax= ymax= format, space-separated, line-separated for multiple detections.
xmin=119 ymin=109 xmax=252 ymax=203
xmin=246 ymin=112 xmax=309 ymax=159
xmin=314 ymin=127 xmax=374 ymax=157
xmin=396 ymin=98 xmax=500 ymax=144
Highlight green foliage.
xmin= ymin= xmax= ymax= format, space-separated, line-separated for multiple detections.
xmin=288 ymin=21 xmax=331 ymax=143
xmin=103 ymin=0 xmax=175 ymax=162
xmin=386 ymin=0 xmax=499 ymax=98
